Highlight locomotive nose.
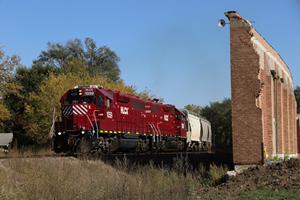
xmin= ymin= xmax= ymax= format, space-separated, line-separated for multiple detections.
xmin=72 ymin=104 xmax=89 ymax=116
xmin=63 ymin=104 xmax=90 ymax=117
xmin=62 ymin=104 xmax=93 ymax=131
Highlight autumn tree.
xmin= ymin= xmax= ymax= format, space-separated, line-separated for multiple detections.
xmin=0 ymin=103 xmax=10 ymax=131
xmin=0 ymin=47 xmax=21 ymax=94
xmin=0 ymin=48 xmax=22 ymax=131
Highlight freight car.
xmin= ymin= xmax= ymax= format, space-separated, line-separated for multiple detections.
xmin=183 ymin=110 xmax=212 ymax=151
xmin=53 ymin=85 xmax=212 ymax=154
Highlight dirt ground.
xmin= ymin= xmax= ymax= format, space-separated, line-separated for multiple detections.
xmin=203 ymin=158 xmax=300 ymax=198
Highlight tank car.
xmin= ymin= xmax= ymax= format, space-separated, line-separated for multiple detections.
xmin=52 ymin=85 xmax=212 ymax=154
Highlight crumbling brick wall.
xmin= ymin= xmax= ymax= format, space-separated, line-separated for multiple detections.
xmin=225 ymin=11 xmax=298 ymax=165
xmin=297 ymin=116 xmax=300 ymax=153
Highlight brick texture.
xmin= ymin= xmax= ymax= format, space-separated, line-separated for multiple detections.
xmin=297 ymin=115 xmax=300 ymax=152
xmin=225 ymin=11 xmax=298 ymax=165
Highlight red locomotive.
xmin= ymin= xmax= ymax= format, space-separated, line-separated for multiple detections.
xmin=53 ymin=85 xmax=212 ymax=154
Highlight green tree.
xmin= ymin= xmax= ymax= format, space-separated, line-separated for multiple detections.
xmin=3 ymin=64 xmax=58 ymax=145
xmin=187 ymin=98 xmax=232 ymax=148
xmin=294 ymin=86 xmax=300 ymax=114
xmin=34 ymin=38 xmax=121 ymax=82
xmin=14 ymin=65 xmax=59 ymax=93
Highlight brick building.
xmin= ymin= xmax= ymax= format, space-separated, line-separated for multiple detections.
xmin=297 ymin=114 xmax=300 ymax=154
xmin=225 ymin=11 xmax=298 ymax=165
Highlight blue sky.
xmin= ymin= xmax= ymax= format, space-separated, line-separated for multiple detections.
xmin=0 ymin=0 xmax=299 ymax=108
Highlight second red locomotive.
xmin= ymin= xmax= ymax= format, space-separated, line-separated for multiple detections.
xmin=53 ymin=85 xmax=212 ymax=154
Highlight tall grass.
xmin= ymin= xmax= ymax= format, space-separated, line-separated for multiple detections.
xmin=0 ymin=157 xmax=228 ymax=200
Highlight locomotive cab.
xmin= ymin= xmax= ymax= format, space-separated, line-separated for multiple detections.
xmin=62 ymin=87 xmax=95 ymax=132
xmin=54 ymin=85 xmax=103 ymax=153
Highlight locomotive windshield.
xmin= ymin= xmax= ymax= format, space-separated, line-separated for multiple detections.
xmin=64 ymin=95 xmax=96 ymax=104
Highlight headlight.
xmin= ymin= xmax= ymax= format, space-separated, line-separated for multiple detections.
xmin=92 ymin=130 xmax=95 ymax=134
xmin=81 ymin=130 xmax=85 ymax=134
xmin=57 ymin=132 xmax=62 ymax=136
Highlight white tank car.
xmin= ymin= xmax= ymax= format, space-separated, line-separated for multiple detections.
xmin=183 ymin=110 xmax=212 ymax=151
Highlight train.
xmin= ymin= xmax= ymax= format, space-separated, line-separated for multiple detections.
xmin=52 ymin=85 xmax=212 ymax=154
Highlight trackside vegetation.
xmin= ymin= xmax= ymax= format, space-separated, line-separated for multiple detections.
xmin=1 ymin=156 xmax=299 ymax=200
xmin=0 ymin=157 xmax=228 ymax=200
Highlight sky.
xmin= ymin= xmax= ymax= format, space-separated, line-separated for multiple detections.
xmin=0 ymin=0 xmax=299 ymax=108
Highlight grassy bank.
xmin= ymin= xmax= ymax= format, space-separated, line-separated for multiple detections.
xmin=0 ymin=157 xmax=227 ymax=200
xmin=1 ymin=155 xmax=299 ymax=199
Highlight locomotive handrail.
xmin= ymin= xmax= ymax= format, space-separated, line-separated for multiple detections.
xmin=156 ymin=122 xmax=163 ymax=142
xmin=85 ymin=114 xmax=95 ymax=135
xmin=152 ymin=123 xmax=159 ymax=135
xmin=156 ymin=122 xmax=162 ymax=135
xmin=93 ymin=110 xmax=100 ymax=138
xmin=148 ymin=123 xmax=157 ymax=135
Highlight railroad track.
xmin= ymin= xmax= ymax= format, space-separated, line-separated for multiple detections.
xmin=0 ymin=153 xmax=71 ymax=160
xmin=0 ymin=150 xmax=233 ymax=169
xmin=94 ymin=150 xmax=233 ymax=169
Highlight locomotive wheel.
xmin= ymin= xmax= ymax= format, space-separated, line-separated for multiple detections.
xmin=76 ymin=137 xmax=92 ymax=156
xmin=177 ymin=140 xmax=185 ymax=152
xmin=135 ymin=138 xmax=149 ymax=152
xmin=53 ymin=136 xmax=65 ymax=153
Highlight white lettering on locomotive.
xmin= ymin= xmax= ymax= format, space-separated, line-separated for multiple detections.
xmin=120 ymin=106 xmax=129 ymax=115
xmin=107 ymin=111 xmax=113 ymax=118
xmin=84 ymin=91 xmax=94 ymax=96
xmin=164 ymin=115 xmax=169 ymax=121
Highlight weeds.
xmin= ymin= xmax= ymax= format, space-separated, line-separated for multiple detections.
xmin=209 ymin=164 xmax=228 ymax=185
xmin=0 ymin=155 xmax=228 ymax=200
xmin=231 ymin=188 xmax=300 ymax=200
